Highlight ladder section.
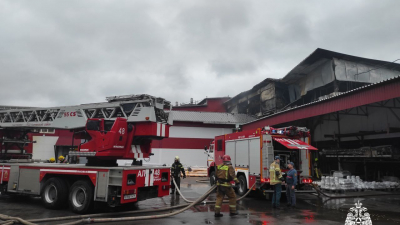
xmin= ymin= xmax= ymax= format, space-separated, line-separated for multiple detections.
xmin=0 ymin=94 xmax=171 ymax=129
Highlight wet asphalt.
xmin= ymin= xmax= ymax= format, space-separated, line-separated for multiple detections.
xmin=0 ymin=177 xmax=399 ymax=225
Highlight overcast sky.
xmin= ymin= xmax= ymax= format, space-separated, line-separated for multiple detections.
xmin=1 ymin=0 xmax=399 ymax=107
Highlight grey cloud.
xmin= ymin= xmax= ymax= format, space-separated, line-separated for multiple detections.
xmin=0 ymin=0 xmax=399 ymax=107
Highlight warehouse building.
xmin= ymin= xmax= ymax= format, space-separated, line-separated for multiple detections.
xmin=240 ymin=49 xmax=400 ymax=180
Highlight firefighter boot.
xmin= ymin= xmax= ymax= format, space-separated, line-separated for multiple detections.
xmin=214 ymin=208 xmax=223 ymax=217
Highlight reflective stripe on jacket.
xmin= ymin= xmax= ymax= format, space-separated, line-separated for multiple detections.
xmin=171 ymin=162 xmax=185 ymax=177
xmin=216 ymin=164 xmax=239 ymax=187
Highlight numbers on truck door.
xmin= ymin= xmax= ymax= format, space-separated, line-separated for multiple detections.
xmin=119 ymin=128 xmax=125 ymax=135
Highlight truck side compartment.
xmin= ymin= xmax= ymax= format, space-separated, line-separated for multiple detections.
xmin=0 ymin=163 xmax=170 ymax=213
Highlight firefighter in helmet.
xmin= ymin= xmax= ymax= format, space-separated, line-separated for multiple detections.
xmin=170 ymin=156 xmax=186 ymax=194
xmin=49 ymin=157 xmax=55 ymax=163
xmin=214 ymin=155 xmax=240 ymax=217
xmin=270 ymin=155 xmax=284 ymax=209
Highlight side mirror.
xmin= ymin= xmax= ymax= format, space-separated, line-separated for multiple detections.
xmin=204 ymin=146 xmax=208 ymax=151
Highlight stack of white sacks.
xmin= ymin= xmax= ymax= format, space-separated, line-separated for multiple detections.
xmin=313 ymin=175 xmax=400 ymax=192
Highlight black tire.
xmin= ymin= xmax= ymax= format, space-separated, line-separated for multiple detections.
xmin=41 ymin=177 xmax=68 ymax=209
xmin=69 ymin=180 xmax=94 ymax=214
xmin=237 ymin=175 xmax=248 ymax=196
xmin=210 ymin=171 xmax=216 ymax=186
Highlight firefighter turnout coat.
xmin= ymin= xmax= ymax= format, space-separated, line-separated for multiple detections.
xmin=269 ymin=161 xmax=283 ymax=185
xmin=216 ymin=163 xmax=239 ymax=186
xmin=215 ymin=163 xmax=239 ymax=214
xmin=171 ymin=162 xmax=185 ymax=177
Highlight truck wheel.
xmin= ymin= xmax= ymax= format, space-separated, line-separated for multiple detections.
xmin=41 ymin=177 xmax=68 ymax=209
xmin=210 ymin=171 xmax=216 ymax=186
xmin=69 ymin=180 xmax=94 ymax=214
xmin=237 ymin=175 xmax=248 ymax=196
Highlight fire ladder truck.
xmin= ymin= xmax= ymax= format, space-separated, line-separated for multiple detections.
xmin=205 ymin=126 xmax=318 ymax=198
xmin=0 ymin=94 xmax=172 ymax=213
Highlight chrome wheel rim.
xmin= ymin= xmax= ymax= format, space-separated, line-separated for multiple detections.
xmin=44 ymin=184 xmax=57 ymax=203
xmin=72 ymin=187 xmax=86 ymax=208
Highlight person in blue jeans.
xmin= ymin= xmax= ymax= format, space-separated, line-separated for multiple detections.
xmin=286 ymin=162 xmax=297 ymax=208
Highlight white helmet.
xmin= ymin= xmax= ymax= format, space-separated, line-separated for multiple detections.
xmin=175 ymin=156 xmax=180 ymax=161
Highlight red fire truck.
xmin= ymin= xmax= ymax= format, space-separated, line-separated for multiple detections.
xmin=0 ymin=94 xmax=172 ymax=213
xmin=206 ymin=126 xmax=317 ymax=197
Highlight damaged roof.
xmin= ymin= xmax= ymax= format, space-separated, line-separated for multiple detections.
xmin=242 ymin=75 xmax=400 ymax=129
xmin=281 ymin=48 xmax=400 ymax=84
xmin=224 ymin=78 xmax=281 ymax=105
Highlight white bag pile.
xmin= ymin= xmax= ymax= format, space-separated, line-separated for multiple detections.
xmin=314 ymin=175 xmax=400 ymax=192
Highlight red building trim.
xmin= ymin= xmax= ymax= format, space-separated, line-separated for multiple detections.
xmin=243 ymin=76 xmax=400 ymax=130
xmin=152 ymin=137 xmax=213 ymax=149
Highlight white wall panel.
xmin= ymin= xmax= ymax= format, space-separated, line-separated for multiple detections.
xmin=169 ymin=126 xmax=232 ymax=139
xmin=140 ymin=148 xmax=208 ymax=167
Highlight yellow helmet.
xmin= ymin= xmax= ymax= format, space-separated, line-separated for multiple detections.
xmin=49 ymin=157 xmax=55 ymax=163
xmin=58 ymin=155 xmax=65 ymax=161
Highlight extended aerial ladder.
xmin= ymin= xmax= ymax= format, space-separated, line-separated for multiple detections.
xmin=0 ymin=94 xmax=174 ymax=213
xmin=0 ymin=94 xmax=172 ymax=165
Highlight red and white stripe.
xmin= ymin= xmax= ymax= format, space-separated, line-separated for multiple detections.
xmin=131 ymin=145 xmax=143 ymax=158
xmin=157 ymin=123 xmax=166 ymax=137
xmin=142 ymin=169 xmax=155 ymax=187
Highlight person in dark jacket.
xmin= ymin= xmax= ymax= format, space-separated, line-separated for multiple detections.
xmin=170 ymin=156 xmax=186 ymax=194
xmin=286 ymin=162 xmax=297 ymax=208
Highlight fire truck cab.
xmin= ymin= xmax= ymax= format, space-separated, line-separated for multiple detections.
xmin=206 ymin=126 xmax=317 ymax=196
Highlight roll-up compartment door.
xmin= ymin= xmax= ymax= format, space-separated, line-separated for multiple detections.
xmin=249 ymin=138 xmax=261 ymax=175
xmin=225 ymin=141 xmax=236 ymax=166
xmin=235 ymin=140 xmax=249 ymax=168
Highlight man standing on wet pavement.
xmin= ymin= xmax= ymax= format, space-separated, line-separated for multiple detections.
xmin=270 ymin=156 xmax=283 ymax=209
xmin=214 ymin=154 xmax=240 ymax=217
xmin=286 ymin=162 xmax=297 ymax=208
xmin=170 ymin=156 xmax=186 ymax=194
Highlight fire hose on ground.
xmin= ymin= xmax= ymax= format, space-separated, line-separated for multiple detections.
xmin=0 ymin=214 xmax=37 ymax=225
xmin=172 ymin=177 xmax=256 ymax=203
xmin=56 ymin=184 xmax=217 ymax=225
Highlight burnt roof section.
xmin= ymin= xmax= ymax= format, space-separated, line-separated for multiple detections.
xmin=224 ymin=78 xmax=281 ymax=105
xmin=225 ymin=48 xmax=400 ymax=105
xmin=282 ymin=48 xmax=400 ymax=84
xmin=242 ymin=75 xmax=400 ymax=126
